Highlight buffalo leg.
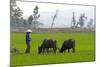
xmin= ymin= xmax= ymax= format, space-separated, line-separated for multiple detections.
xmin=47 ymin=48 xmax=49 ymax=53
xmin=73 ymin=48 xmax=75 ymax=53
xmin=68 ymin=49 xmax=70 ymax=53
xmin=53 ymin=48 xmax=56 ymax=53
xmin=63 ymin=50 xmax=66 ymax=53
xmin=42 ymin=49 xmax=45 ymax=53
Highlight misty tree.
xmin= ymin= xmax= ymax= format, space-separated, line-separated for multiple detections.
xmin=71 ymin=12 xmax=76 ymax=28
xmin=18 ymin=17 xmax=25 ymax=27
xmin=11 ymin=0 xmax=16 ymax=17
xmin=87 ymin=18 xmax=94 ymax=28
xmin=76 ymin=13 xmax=87 ymax=28
xmin=11 ymin=0 xmax=16 ymax=27
xmin=27 ymin=15 xmax=33 ymax=27
xmin=23 ymin=19 xmax=28 ymax=27
xmin=32 ymin=5 xmax=41 ymax=28
xmin=14 ymin=7 xmax=23 ymax=26
xmin=11 ymin=0 xmax=23 ymax=27
xmin=51 ymin=9 xmax=59 ymax=28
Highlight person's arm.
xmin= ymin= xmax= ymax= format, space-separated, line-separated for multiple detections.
xmin=29 ymin=35 xmax=32 ymax=41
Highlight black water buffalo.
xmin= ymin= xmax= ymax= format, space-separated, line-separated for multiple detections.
xmin=38 ymin=39 xmax=57 ymax=54
xmin=59 ymin=39 xmax=75 ymax=53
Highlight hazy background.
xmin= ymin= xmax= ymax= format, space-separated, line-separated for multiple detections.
xmin=16 ymin=1 xmax=95 ymax=28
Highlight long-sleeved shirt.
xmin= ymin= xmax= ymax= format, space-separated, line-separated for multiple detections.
xmin=26 ymin=32 xmax=31 ymax=42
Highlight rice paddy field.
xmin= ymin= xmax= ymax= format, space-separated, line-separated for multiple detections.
xmin=10 ymin=32 xmax=95 ymax=66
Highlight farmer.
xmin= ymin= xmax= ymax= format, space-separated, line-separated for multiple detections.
xmin=25 ymin=29 xmax=32 ymax=53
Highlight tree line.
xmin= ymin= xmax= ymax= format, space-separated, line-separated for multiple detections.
xmin=71 ymin=12 xmax=95 ymax=28
xmin=11 ymin=0 xmax=95 ymax=29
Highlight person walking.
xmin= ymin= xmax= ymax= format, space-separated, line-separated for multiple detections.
xmin=25 ymin=29 xmax=32 ymax=53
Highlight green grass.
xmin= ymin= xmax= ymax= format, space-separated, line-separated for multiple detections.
xmin=10 ymin=32 xmax=95 ymax=66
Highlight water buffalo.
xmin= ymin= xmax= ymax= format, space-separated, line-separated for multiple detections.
xmin=38 ymin=39 xmax=57 ymax=54
xmin=59 ymin=39 xmax=75 ymax=53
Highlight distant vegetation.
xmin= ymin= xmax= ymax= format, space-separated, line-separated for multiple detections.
xmin=11 ymin=0 xmax=95 ymax=30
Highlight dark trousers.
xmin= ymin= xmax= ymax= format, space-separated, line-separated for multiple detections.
xmin=25 ymin=41 xmax=30 ymax=53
